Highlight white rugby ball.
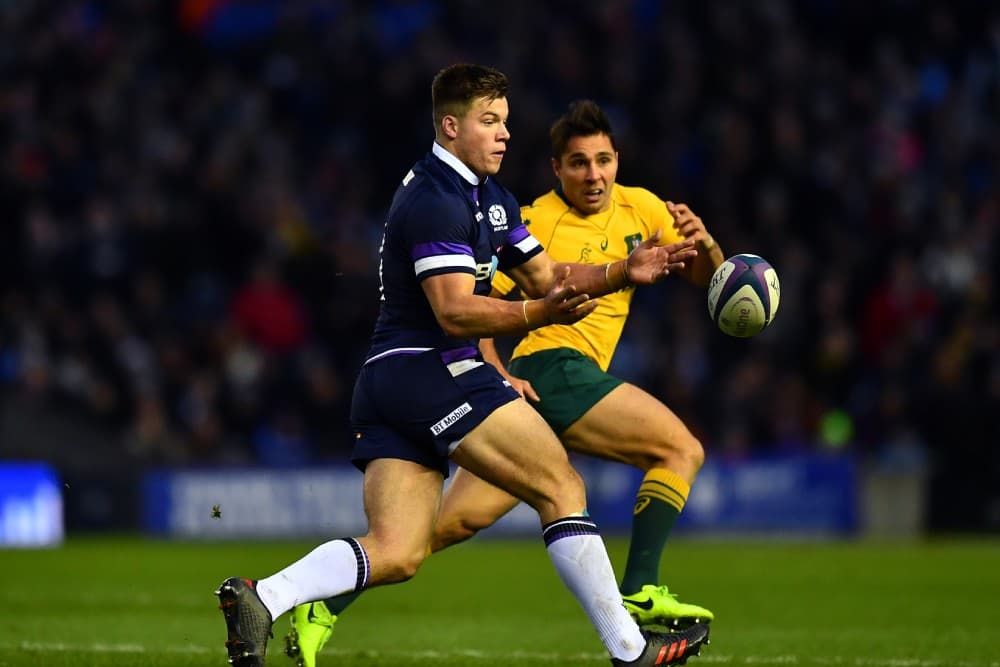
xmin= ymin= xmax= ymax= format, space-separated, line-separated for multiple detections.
xmin=707 ymin=254 xmax=780 ymax=337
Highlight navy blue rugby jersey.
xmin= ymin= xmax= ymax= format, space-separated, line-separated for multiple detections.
xmin=364 ymin=143 xmax=542 ymax=364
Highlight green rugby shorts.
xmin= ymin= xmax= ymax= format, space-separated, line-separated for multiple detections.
xmin=507 ymin=348 xmax=623 ymax=434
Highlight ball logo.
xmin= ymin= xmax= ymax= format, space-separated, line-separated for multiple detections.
xmin=721 ymin=296 xmax=758 ymax=336
xmin=706 ymin=262 xmax=735 ymax=318
xmin=487 ymin=204 xmax=508 ymax=230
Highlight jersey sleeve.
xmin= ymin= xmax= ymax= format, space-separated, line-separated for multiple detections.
xmin=404 ymin=192 xmax=477 ymax=281
xmin=496 ymin=192 xmax=542 ymax=271
xmin=647 ymin=190 xmax=684 ymax=245
xmin=491 ymin=270 xmax=517 ymax=297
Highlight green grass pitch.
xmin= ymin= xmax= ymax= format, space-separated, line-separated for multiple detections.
xmin=0 ymin=536 xmax=998 ymax=666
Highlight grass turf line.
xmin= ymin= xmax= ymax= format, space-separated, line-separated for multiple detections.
xmin=0 ymin=537 xmax=997 ymax=666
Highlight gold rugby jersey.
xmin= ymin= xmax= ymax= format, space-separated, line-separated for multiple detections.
xmin=493 ymin=185 xmax=682 ymax=371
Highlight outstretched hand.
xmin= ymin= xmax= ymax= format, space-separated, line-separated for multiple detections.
xmin=624 ymin=232 xmax=697 ymax=285
xmin=667 ymin=201 xmax=713 ymax=247
xmin=542 ymin=266 xmax=598 ymax=325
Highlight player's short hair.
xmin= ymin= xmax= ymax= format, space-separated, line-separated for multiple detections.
xmin=432 ymin=64 xmax=509 ymax=127
xmin=550 ymin=100 xmax=616 ymax=159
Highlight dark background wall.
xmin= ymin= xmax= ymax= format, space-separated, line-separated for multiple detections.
xmin=0 ymin=1 xmax=996 ymax=533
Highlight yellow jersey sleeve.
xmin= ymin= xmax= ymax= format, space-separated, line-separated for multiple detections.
xmin=491 ymin=270 xmax=517 ymax=297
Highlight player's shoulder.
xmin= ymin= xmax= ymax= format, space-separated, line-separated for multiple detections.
xmin=400 ymin=163 xmax=464 ymax=210
xmin=612 ymin=184 xmax=665 ymax=211
xmin=520 ymin=189 xmax=569 ymax=219
xmin=485 ymin=177 xmax=519 ymax=207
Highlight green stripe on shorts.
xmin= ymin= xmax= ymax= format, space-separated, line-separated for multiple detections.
xmin=508 ymin=348 xmax=623 ymax=434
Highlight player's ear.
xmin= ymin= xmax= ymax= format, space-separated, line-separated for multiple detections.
xmin=551 ymin=156 xmax=561 ymax=178
xmin=442 ymin=115 xmax=459 ymax=140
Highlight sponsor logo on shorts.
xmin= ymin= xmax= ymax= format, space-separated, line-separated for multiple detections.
xmin=430 ymin=402 xmax=472 ymax=436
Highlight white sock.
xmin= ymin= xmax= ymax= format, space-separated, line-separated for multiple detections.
xmin=255 ymin=538 xmax=369 ymax=620
xmin=543 ymin=517 xmax=645 ymax=662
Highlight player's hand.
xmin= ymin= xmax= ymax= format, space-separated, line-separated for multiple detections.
xmin=542 ymin=266 xmax=598 ymax=324
xmin=667 ymin=201 xmax=714 ymax=249
xmin=507 ymin=374 xmax=540 ymax=402
xmin=625 ymin=232 xmax=697 ymax=285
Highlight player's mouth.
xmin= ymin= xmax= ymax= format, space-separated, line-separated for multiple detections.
xmin=583 ymin=188 xmax=603 ymax=202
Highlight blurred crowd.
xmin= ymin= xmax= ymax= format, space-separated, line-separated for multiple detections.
xmin=0 ymin=1 xmax=997 ymax=505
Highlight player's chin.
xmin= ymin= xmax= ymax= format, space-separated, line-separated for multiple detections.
xmin=485 ymin=154 xmax=504 ymax=173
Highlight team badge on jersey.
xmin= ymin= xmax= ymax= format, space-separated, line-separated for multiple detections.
xmin=487 ymin=204 xmax=508 ymax=231
xmin=624 ymin=233 xmax=643 ymax=251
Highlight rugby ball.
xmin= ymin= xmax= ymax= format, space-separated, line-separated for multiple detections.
xmin=707 ymin=254 xmax=780 ymax=337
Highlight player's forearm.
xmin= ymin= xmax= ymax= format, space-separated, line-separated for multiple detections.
xmin=435 ymin=294 xmax=550 ymax=338
xmin=550 ymin=260 xmax=631 ymax=298
xmin=685 ymin=240 xmax=725 ymax=287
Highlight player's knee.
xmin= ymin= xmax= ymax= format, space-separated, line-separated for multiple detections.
xmin=683 ymin=434 xmax=706 ymax=471
xmin=379 ymin=548 xmax=427 ymax=583
xmin=644 ymin=432 xmax=705 ymax=473
xmin=431 ymin=514 xmax=483 ymax=552
xmin=526 ymin=463 xmax=587 ymax=516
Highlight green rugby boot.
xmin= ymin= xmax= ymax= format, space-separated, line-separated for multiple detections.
xmin=621 ymin=585 xmax=714 ymax=628
xmin=284 ymin=601 xmax=336 ymax=667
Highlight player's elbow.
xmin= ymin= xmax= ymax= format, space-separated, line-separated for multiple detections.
xmin=435 ymin=310 xmax=471 ymax=338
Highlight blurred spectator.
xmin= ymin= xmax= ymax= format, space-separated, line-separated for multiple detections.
xmin=229 ymin=257 xmax=308 ymax=354
xmin=0 ymin=0 xmax=995 ymax=532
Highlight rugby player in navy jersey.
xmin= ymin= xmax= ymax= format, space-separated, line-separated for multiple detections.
xmin=215 ymin=64 xmax=708 ymax=667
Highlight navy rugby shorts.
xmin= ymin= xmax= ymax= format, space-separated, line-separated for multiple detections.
xmin=350 ymin=349 xmax=520 ymax=477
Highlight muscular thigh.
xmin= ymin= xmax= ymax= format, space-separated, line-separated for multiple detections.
xmin=449 ymin=399 xmax=584 ymax=521
xmin=561 ymin=382 xmax=697 ymax=473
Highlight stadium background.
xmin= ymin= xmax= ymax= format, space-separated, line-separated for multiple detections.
xmin=0 ymin=0 xmax=997 ymax=542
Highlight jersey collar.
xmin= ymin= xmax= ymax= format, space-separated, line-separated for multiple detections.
xmin=432 ymin=142 xmax=486 ymax=188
